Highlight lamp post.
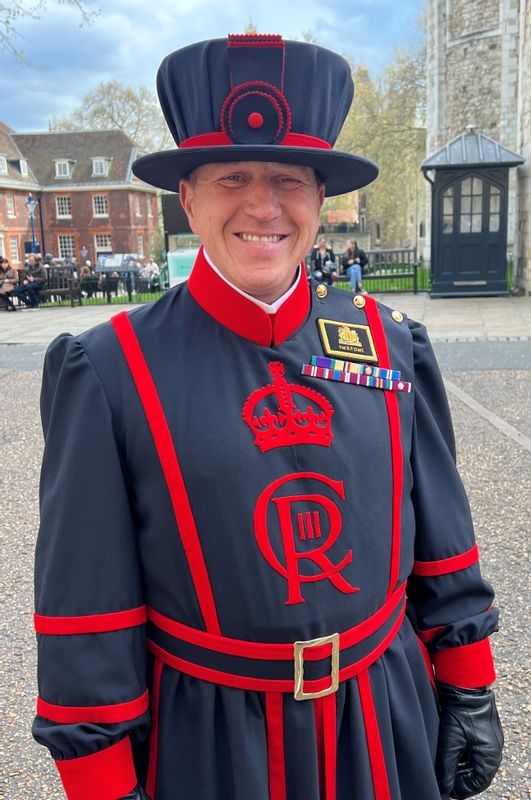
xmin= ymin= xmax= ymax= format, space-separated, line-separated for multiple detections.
xmin=25 ymin=193 xmax=39 ymax=255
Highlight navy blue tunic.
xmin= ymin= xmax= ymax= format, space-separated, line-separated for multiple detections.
xmin=33 ymin=251 xmax=498 ymax=799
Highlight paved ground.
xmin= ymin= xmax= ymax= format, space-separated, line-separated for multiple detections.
xmin=1 ymin=293 xmax=530 ymax=799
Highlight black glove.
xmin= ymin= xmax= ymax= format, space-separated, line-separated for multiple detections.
xmin=436 ymin=683 xmax=503 ymax=799
xmin=119 ymin=786 xmax=151 ymax=800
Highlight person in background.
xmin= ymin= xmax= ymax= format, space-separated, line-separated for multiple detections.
xmin=0 ymin=257 xmax=19 ymax=311
xmin=310 ymin=236 xmax=337 ymax=284
xmin=342 ymin=238 xmax=368 ymax=293
xmin=13 ymin=254 xmax=46 ymax=308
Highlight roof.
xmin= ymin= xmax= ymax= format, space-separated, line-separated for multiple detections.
xmin=422 ymin=131 xmax=524 ymax=171
xmin=0 ymin=121 xmax=39 ymax=187
xmin=11 ymin=129 xmax=143 ymax=186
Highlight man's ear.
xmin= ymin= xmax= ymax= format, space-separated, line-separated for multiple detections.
xmin=179 ymin=179 xmax=196 ymax=230
xmin=317 ymin=183 xmax=326 ymax=209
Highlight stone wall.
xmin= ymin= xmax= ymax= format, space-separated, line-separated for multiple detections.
xmin=517 ymin=0 xmax=531 ymax=292
xmin=448 ymin=0 xmax=499 ymax=39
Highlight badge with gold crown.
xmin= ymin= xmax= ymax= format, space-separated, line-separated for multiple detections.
xmin=317 ymin=318 xmax=378 ymax=363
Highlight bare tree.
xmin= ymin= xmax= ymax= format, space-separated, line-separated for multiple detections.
xmin=49 ymin=80 xmax=173 ymax=153
xmin=1 ymin=1 xmax=99 ymax=57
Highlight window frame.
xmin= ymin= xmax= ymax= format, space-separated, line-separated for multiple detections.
xmin=55 ymin=195 xmax=72 ymax=219
xmin=55 ymin=160 xmax=71 ymax=179
xmin=20 ymin=159 xmax=28 ymax=177
xmin=0 ymin=156 xmax=7 ymax=174
xmin=58 ymin=234 xmax=75 ymax=259
xmin=9 ymin=235 xmax=20 ymax=263
xmin=92 ymin=194 xmax=109 ymax=217
xmin=92 ymin=158 xmax=109 ymax=177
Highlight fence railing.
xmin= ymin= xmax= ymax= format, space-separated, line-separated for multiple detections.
xmin=334 ymin=248 xmax=429 ymax=294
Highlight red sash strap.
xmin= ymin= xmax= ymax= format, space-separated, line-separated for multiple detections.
xmin=363 ymin=298 xmax=403 ymax=597
xmin=146 ymin=658 xmax=163 ymax=799
xmin=266 ymin=692 xmax=287 ymax=800
xmin=358 ymin=670 xmax=391 ymax=800
xmin=111 ymin=311 xmax=221 ymax=636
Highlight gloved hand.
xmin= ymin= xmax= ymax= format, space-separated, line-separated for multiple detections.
xmin=436 ymin=683 xmax=503 ymax=799
xmin=119 ymin=786 xmax=151 ymax=800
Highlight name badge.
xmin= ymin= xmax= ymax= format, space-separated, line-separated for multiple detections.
xmin=317 ymin=318 xmax=378 ymax=363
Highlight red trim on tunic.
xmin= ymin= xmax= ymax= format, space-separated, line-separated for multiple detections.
xmin=418 ymin=624 xmax=445 ymax=644
xmin=358 ymin=670 xmax=391 ymax=800
xmin=363 ymin=298 xmax=403 ymax=597
xmin=37 ymin=689 xmax=149 ymax=724
xmin=147 ymin=599 xmax=406 ymax=693
xmin=266 ymin=692 xmax=287 ymax=800
xmin=313 ymin=698 xmax=324 ymax=797
xmin=147 ymin=582 xmax=405 ymax=660
xmin=413 ymin=544 xmax=479 ymax=576
xmin=55 ymin=737 xmax=137 ymax=800
xmin=34 ymin=606 xmax=146 ymax=635
xmin=178 ymin=131 xmax=332 ymax=150
xmin=322 ymin=693 xmax=337 ymax=800
xmin=146 ymin=659 xmax=163 ymax=799
xmin=187 ymin=246 xmax=309 ymax=346
xmin=416 ymin=637 xmax=436 ymax=688
xmin=433 ymin=638 xmax=496 ymax=688
xmin=111 ymin=311 xmax=221 ymax=636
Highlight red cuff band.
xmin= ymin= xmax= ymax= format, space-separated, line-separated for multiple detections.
xmin=55 ymin=737 xmax=137 ymax=800
xmin=433 ymin=638 xmax=496 ymax=688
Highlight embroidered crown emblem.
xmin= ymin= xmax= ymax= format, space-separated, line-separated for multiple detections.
xmin=338 ymin=325 xmax=362 ymax=347
xmin=242 ymin=361 xmax=334 ymax=452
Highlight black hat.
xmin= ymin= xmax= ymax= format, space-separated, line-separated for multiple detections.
xmin=132 ymin=34 xmax=378 ymax=197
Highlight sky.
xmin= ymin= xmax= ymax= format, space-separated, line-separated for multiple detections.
xmin=1 ymin=0 xmax=425 ymax=133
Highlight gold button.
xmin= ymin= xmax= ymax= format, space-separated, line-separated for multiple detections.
xmin=316 ymin=283 xmax=328 ymax=299
xmin=353 ymin=295 xmax=365 ymax=308
xmin=391 ymin=310 xmax=404 ymax=323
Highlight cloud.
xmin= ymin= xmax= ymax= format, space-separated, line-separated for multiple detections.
xmin=1 ymin=0 xmax=424 ymax=131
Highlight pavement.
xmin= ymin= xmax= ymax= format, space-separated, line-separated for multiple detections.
xmin=1 ymin=292 xmax=530 ymax=799
xmin=1 ymin=292 xmax=531 ymax=346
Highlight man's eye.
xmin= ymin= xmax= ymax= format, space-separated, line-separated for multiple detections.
xmin=221 ymin=174 xmax=244 ymax=183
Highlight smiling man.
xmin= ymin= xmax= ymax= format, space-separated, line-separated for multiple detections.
xmin=33 ymin=35 xmax=502 ymax=800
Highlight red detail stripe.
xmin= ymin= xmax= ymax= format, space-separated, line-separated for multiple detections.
xmin=147 ymin=582 xmax=405 ymax=661
xmin=147 ymin=598 xmax=406 ymax=693
xmin=433 ymin=638 xmax=496 ymax=688
xmin=413 ymin=544 xmax=480 ymax=576
xmin=314 ymin=698 xmax=324 ymax=796
xmin=34 ymin=606 xmax=146 ymax=635
xmin=322 ymin=693 xmax=337 ymax=800
xmin=358 ymin=670 xmax=391 ymax=800
xmin=363 ymin=298 xmax=403 ymax=597
xmin=111 ymin=311 xmax=221 ymax=636
xmin=37 ymin=689 xmax=149 ymax=724
xmin=416 ymin=637 xmax=436 ymax=688
xmin=418 ymin=624 xmax=445 ymax=644
xmin=178 ymin=131 xmax=332 ymax=150
xmin=55 ymin=737 xmax=137 ymax=800
xmin=146 ymin=659 xmax=163 ymax=799
xmin=266 ymin=692 xmax=287 ymax=800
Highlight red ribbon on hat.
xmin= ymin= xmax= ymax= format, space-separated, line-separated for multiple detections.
xmin=178 ymin=131 xmax=332 ymax=150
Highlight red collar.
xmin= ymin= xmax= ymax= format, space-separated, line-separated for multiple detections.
xmin=187 ymin=246 xmax=310 ymax=346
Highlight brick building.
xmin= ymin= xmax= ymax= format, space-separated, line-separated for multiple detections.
xmin=0 ymin=122 xmax=159 ymax=266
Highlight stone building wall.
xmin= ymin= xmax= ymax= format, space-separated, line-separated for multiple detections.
xmin=426 ymin=0 xmax=529 ymax=290
xmin=517 ymin=1 xmax=531 ymax=290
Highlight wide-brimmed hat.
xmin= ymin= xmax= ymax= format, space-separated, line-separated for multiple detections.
xmin=132 ymin=35 xmax=378 ymax=197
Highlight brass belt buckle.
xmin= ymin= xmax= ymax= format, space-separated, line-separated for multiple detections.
xmin=293 ymin=632 xmax=340 ymax=701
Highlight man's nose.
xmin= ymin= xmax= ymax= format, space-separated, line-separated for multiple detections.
xmin=243 ymin=180 xmax=282 ymax=219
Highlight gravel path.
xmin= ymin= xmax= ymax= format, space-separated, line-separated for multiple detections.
xmin=1 ymin=360 xmax=529 ymax=799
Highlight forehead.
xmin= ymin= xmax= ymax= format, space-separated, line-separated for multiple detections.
xmin=188 ymin=161 xmax=319 ymax=182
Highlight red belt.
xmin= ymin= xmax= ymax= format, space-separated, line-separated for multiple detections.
xmin=147 ymin=583 xmax=406 ymax=700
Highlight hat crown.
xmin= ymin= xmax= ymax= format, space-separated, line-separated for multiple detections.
xmin=157 ymin=37 xmax=354 ymax=148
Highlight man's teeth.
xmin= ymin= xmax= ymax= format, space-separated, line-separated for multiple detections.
xmin=239 ymin=233 xmax=283 ymax=243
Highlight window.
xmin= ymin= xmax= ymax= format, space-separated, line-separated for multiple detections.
xmin=92 ymin=158 xmax=109 ymax=177
xmin=0 ymin=156 xmax=7 ymax=174
xmin=58 ymin=234 xmax=75 ymax=259
xmin=20 ymin=159 xmax=28 ymax=177
xmin=489 ymin=185 xmax=501 ymax=233
xmin=56 ymin=196 xmax=72 ymax=218
xmin=9 ymin=235 xmax=20 ymax=263
xmin=460 ymin=177 xmax=483 ymax=234
xmin=0 ymin=233 xmax=5 ymax=258
xmin=6 ymin=195 xmax=16 ymax=217
xmin=95 ymin=233 xmax=112 ymax=253
xmin=135 ymin=196 xmax=142 ymax=216
xmin=442 ymin=187 xmax=454 ymax=234
xmin=92 ymin=194 xmax=109 ymax=217
xmin=55 ymin=160 xmax=70 ymax=179
xmin=147 ymin=196 xmax=153 ymax=217
xmin=136 ymin=233 xmax=144 ymax=256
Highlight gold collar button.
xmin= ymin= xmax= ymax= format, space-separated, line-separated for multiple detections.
xmin=316 ymin=284 xmax=328 ymax=299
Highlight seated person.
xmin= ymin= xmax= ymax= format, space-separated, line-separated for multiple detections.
xmin=310 ymin=236 xmax=337 ymax=285
xmin=0 ymin=258 xmax=19 ymax=311
xmin=13 ymin=255 xmax=47 ymax=308
xmin=342 ymin=238 xmax=368 ymax=292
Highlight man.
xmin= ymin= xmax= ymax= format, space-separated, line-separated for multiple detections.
xmin=14 ymin=253 xmax=46 ymax=307
xmin=33 ymin=35 xmax=502 ymax=800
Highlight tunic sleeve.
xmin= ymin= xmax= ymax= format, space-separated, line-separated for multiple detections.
xmin=406 ymin=320 xmax=499 ymax=689
xmin=33 ymin=334 xmax=148 ymax=800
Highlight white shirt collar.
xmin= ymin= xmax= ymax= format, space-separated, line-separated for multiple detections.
xmin=203 ymin=249 xmax=302 ymax=313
